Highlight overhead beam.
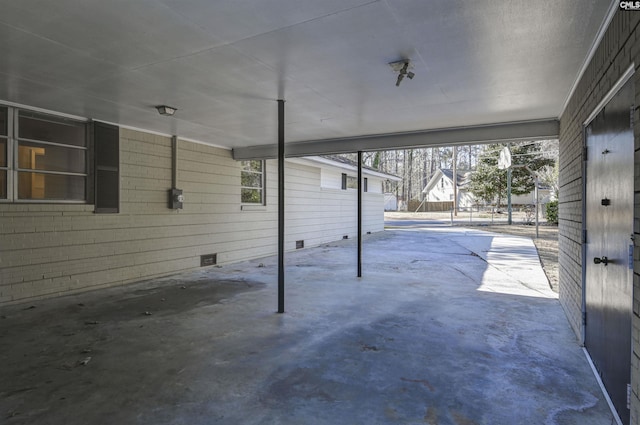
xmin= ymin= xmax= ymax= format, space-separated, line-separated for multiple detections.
xmin=232 ymin=119 xmax=559 ymax=160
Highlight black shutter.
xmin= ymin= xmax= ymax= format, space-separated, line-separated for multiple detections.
xmin=341 ymin=173 xmax=347 ymax=190
xmin=94 ymin=122 xmax=119 ymax=213
xmin=364 ymin=178 xmax=368 ymax=192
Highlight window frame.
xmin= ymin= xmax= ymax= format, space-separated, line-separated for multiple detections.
xmin=0 ymin=106 xmax=90 ymax=204
xmin=240 ymin=160 xmax=266 ymax=205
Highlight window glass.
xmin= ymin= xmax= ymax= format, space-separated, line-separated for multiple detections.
xmin=240 ymin=160 xmax=264 ymax=204
xmin=19 ymin=112 xmax=86 ymax=147
xmin=241 ymin=160 xmax=262 ymax=172
xmin=18 ymin=142 xmax=85 ymax=173
xmin=0 ymin=106 xmax=7 ymax=136
xmin=241 ymin=188 xmax=262 ymax=203
xmin=18 ymin=172 xmax=85 ymax=200
xmin=241 ymin=172 xmax=263 ymax=188
xmin=2 ymin=107 xmax=89 ymax=202
xmin=346 ymin=176 xmax=358 ymax=189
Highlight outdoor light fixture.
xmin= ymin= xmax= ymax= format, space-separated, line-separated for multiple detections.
xmin=389 ymin=59 xmax=415 ymax=87
xmin=156 ymin=105 xmax=177 ymax=116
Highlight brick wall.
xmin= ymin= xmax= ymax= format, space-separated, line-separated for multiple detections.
xmin=558 ymin=9 xmax=640 ymax=423
xmin=0 ymin=128 xmax=384 ymax=305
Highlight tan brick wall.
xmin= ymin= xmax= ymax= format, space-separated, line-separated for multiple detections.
xmin=558 ymin=10 xmax=640 ymax=424
xmin=0 ymin=128 xmax=385 ymax=305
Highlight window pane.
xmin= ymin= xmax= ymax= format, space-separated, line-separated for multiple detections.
xmin=0 ymin=138 xmax=6 ymax=167
xmin=241 ymin=172 xmax=263 ymax=188
xmin=347 ymin=176 xmax=358 ymax=189
xmin=19 ymin=112 xmax=86 ymax=147
xmin=0 ymin=106 xmax=7 ymax=136
xmin=0 ymin=170 xmax=6 ymax=198
xmin=241 ymin=188 xmax=262 ymax=204
xmin=18 ymin=172 xmax=85 ymax=200
xmin=241 ymin=160 xmax=262 ymax=172
xmin=18 ymin=142 xmax=85 ymax=174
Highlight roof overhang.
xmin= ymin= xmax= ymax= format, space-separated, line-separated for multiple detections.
xmin=233 ymin=119 xmax=559 ymax=160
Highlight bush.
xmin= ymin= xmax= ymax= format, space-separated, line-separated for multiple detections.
xmin=546 ymin=200 xmax=558 ymax=225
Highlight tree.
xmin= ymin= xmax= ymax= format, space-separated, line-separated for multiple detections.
xmin=468 ymin=142 xmax=555 ymax=208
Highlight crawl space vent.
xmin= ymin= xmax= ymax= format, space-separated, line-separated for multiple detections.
xmin=200 ymin=254 xmax=217 ymax=267
xmin=296 ymin=240 xmax=304 ymax=249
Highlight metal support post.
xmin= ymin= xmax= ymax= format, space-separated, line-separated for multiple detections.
xmin=357 ymin=151 xmax=363 ymax=278
xmin=507 ymin=167 xmax=512 ymax=225
xmin=535 ymin=176 xmax=539 ymax=239
xmin=277 ymin=100 xmax=285 ymax=313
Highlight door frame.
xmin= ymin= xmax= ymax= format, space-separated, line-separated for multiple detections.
xmin=581 ymin=62 xmax=635 ymax=425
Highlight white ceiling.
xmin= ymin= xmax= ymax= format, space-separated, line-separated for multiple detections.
xmin=0 ymin=0 xmax=613 ymax=149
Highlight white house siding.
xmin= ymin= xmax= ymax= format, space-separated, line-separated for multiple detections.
xmin=0 ymin=128 xmax=385 ymax=304
xmin=284 ymin=162 xmax=383 ymax=248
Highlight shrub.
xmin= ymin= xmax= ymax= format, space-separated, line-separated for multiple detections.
xmin=546 ymin=200 xmax=558 ymax=225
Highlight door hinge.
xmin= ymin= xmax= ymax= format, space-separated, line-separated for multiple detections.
xmin=583 ymin=146 xmax=588 ymax=161
xmin=582 ymin=311 xmax=587 ymax=326
xmin=627 ymin=383 xmax=631 ymax=409
xmin=582 ymin=229 xmax=588 ymax=244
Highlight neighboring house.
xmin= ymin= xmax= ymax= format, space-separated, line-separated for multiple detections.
xmin=0 ymin=115 xmax=398 ymax=304
xmin=422 ymin=168 xmax=552 ymax=210
xmin=422 ymin=169 xmax=476 ymax=209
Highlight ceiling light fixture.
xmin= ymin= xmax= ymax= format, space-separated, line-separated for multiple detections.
xmin=156 ymin=105 xmax=177 ymax=116
xmin=389 ymin=60 xmax=415 ymax=87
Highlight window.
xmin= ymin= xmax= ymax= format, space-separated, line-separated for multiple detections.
xmin=341 ymin=173 xmax=359 ymax=190
xmin=1 ymin=107 xmax=89 ymax=202
xmin=241 ymin=160 xmax=265 ymax=204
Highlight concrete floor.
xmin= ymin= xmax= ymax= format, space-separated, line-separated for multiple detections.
xmin=0 ymin=228 xmax=615 ymax=425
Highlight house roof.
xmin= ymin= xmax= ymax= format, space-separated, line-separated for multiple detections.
xmin=0 ymin=1 xmax=614 ymax=155
xmin=422 ymin=168 xmax=471 ymax=193
xmin=289 ymin=156 xmax=402 ymax=181
xmin=440 ymin=169 xmax=471 ymax=187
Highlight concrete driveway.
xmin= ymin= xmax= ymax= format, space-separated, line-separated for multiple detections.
xmin=0 ymin=228 xmax=614 ymax=425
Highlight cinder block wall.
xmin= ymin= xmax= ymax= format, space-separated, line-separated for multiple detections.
xmin=0 ymin=128 xmax=384 ymax=304
xmin=558 ymin=10 xmax=640 ymax=422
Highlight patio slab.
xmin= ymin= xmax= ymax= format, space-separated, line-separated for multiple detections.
xmin=0 ymin=228 xmax=614 ymax=425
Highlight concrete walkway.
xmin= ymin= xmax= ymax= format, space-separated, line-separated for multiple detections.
xmin=0 ymin=228 xmax=614 ymax=425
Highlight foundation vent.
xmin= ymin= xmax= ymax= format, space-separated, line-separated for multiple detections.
xmin=296 ymin=240 xmax=304 ymax=249
xmin=200 ymin=254 xmax=217 ymax=267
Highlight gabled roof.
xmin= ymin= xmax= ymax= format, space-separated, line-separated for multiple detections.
xmin=439 ymin=169 xmax=471 ymax=187
xmin=422 ymin=168 xmax=471 ymax=193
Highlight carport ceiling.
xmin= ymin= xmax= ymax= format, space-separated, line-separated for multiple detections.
xmin=0 ymin=0 xmax=612 ymax=149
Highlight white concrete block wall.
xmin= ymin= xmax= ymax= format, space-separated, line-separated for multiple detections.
xmin=0 ymin=128 xmax=387 ymax=304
